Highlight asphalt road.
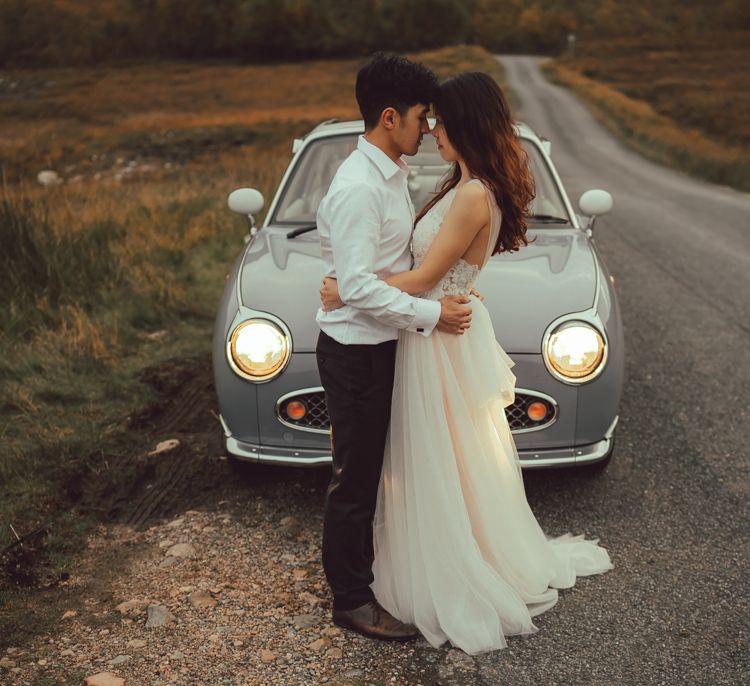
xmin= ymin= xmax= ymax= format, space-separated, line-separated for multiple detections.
xmin=472 ymin=55 xmax=750 ymax=686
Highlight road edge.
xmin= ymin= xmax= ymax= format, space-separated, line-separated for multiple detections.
xmin=541 ymin=60 xmax=749 ymax=194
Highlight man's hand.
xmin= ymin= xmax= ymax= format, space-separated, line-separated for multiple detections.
xmin=320 ymin=277 xmax=345 ymax=312
xmin=437 ymin=295 xmax=472 ymax=335
xmin=469 ymin=287 xmax=485 ymax=302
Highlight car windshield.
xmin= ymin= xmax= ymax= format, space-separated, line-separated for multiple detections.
xmin=272 ymin=133 xmax=570 ymax=225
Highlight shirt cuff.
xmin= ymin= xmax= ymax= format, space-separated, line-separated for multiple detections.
xmin=407 ymin=299 xmax=441 ymax=337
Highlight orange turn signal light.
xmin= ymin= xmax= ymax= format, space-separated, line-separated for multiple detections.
xmin=527 ymin=401 xmax=548 ymax=422
xmin=285 ymin=400 xmax=307 ymax=421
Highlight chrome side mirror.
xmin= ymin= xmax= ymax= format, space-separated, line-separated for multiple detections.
xmin=578 ymin=189 xmax=613 ymax=233
xmin=228 ymin=188 xmax=265 ymax=238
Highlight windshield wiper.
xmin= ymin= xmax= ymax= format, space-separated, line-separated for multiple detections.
xmin=530 ymin=214 xmax=569 ymax=224
xmin=287 ymin=224 xmax=318 ymax=239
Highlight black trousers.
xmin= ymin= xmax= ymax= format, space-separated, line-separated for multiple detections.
xmin=316 ymin=330 xmax=397 ymax=611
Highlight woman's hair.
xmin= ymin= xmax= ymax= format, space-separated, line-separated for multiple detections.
xmin=416 ymin=72 xmax=535 ymax=254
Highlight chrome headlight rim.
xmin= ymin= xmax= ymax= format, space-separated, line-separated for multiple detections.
xmin=226 ymin=316 xmax=292 ymax=383
xmin=542 ymin=318 xmax=608 ymax=385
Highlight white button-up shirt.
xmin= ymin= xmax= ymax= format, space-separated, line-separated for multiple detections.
xmin=316 ymin=135 xmax=441 ymax=344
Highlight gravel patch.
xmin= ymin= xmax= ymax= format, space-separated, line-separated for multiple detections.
xmin=1 ymin=506 xmax=461 ymax=685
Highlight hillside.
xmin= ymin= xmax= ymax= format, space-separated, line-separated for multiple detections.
xmin=544 ymin=30 xmax=749 ymax=190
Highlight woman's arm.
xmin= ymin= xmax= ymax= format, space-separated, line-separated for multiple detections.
xmin=320 ymin=277 xmax=484 ymax=310
xmin=385 ymin=182 xmax=490 ymax=294
xmin=320 ymin=183 xmax=490 ymax=310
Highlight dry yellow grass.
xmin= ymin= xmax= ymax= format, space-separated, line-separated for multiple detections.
xmin=544 ymin=60 xmax=750 ymax=191
xmin=41 ymin=303 xmax=117 ymax=361
xmin=556 ymin=32 xmax=750 ymax=149
xmin=1 ymin=46 xmax=508 ymax=573
xmin=1 ymin=45 xmax=507 ymax=318
xmin=1 ymin=45 xmax=503 ymax=182
xmin=545 ymin=31 xmax=750 ymax=190
xmin=2 ymin=44 xmax=507 ymax=401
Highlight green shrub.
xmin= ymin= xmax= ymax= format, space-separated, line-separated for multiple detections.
xmin=0 ymin=201 xmax=126 ymax=338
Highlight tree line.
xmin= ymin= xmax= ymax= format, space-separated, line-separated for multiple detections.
xmin=0 ymin=0 xmax=746 ymax=67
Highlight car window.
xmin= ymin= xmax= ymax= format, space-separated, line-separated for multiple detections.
xmin=272 ymin=133 xmax=569 ymax=225
xmin=522 ymin=143 xmax=569 ymax=220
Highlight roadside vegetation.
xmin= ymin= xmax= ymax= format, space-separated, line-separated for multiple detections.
xmin=3 ymin=1 xmax=746 ymax=67
xmin=544 ymin=30 xmax=750 ymax=191
xmin=0 ymin=45 xmax=506 ymax=644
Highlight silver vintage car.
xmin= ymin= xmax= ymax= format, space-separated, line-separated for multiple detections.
xmin=213 ymin=119 xmax=623 ymax=470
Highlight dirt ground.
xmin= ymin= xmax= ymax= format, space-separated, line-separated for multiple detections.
xmin=1 ymin=357 xmax=477 ymax=685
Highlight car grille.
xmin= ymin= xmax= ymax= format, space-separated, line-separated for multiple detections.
xmin=505 ymin=394 xmax=557 ymax=431
xmin=278 ymin=390 xmax=331 ymax=432
xmin=277 ymin=389 xmax=556 ymax=433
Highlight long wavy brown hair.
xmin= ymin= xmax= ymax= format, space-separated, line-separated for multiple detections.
xmin=416 ymin=72 xmax=535 ymax=254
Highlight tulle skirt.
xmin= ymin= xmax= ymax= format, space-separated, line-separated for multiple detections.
xmin=371 ymin=296 xmax=613 ymax=654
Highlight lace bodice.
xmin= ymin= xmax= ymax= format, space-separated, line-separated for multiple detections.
xmin=411 ymin=180 xmax=500 ymax=301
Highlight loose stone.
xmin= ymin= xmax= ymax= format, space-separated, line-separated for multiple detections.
xmin=166 ymin=543 xmax=195 ymax=558
xmin=84 ymin=673 xmax=125 ymax=686
xmin=309 ymin=637 xmax=332 ymax=652
xmin=188 ymin=590 xmax=217 ymax=609
xmin=145 ymin=605 xmax=176 ymax=628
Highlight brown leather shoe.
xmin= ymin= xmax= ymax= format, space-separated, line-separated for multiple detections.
xmin=332 ymin=600 xmax=419 ymax=641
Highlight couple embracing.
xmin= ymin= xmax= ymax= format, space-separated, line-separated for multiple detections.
xmin=314 ymin=53 xmax=612 ymax=655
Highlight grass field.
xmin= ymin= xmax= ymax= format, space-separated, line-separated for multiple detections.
xmin=0 ymin=46 xmax=507 ymax=608
xmin=544 ymin=31 xmax=750 ymax=191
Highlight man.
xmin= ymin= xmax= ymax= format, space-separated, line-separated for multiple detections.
xmin=315 ymin=53 xmax=472 ymax=641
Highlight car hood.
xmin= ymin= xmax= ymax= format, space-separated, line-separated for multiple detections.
xmin=239 ymin=228 xmax=597 ymax=353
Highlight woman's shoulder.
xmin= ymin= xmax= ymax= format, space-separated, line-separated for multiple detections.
xmin=458 ymin=177 xmax=487 ymax=194
xmin=450 ymin=180 xmax=491 ymax=222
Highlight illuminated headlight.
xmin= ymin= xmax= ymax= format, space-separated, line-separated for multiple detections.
xmin=227 ymin=319 xmax=291 ymax=382
xmin=543 ymin=321 xmax=606 ymax=384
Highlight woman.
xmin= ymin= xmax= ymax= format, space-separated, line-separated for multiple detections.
xmin=321 ymin=72 xmax=613 ymax=654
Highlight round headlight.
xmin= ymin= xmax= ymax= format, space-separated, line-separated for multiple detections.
xmin=228 ymin=319 xmax=291 ymax=382
xmin=544 ymin=321 xmax=606 ymax=383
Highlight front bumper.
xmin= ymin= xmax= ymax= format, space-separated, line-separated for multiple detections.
xmin=221 ymin=414 xmax=618 ymax=470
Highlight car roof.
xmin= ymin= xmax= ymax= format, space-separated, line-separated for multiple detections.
xmin=303 ymin=118 xmax=541 ymax=144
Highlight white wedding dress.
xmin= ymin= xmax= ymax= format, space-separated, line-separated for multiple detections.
xmin=370 ymin=179 xmax=613 ymax=655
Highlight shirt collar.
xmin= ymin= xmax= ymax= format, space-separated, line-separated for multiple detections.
xmin=357 ymin=135 xmax=409 ymax=181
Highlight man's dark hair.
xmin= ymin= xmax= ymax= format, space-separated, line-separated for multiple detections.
xmin=355 ymin=52 xmax=439 ymax=130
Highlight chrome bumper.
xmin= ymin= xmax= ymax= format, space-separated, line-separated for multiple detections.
xmin=222 ymin=415 xmax=618 ymax=470
xmin=519 ymin=414 xmax=618 ymax=468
